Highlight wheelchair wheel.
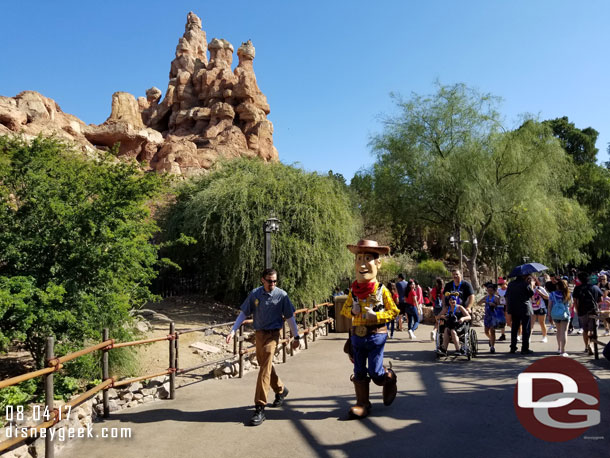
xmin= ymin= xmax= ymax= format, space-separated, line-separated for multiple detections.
xmin=469 ymin=328 xmax=478 ymax=357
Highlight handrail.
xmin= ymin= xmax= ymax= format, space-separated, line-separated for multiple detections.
xmin=0 ymin=300 xmax=334 ymax=457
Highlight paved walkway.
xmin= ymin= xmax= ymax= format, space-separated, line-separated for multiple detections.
xmin=60 ymin=325 xmax=609 ymax=458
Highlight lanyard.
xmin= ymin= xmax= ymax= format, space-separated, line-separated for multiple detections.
xmin=452 ymin=281 xmax=462 ymax=293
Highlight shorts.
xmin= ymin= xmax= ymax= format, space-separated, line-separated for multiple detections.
xmin=578 ymin=315 xmax=598 ymax=333
xmin=533 ymin=308 xmax=547 ymax=316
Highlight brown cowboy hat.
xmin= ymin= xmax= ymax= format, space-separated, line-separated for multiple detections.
xmin=347 ymin=239 xmax=390 ymax=255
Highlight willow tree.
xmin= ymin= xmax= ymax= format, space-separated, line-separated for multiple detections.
xmin=160 ymin=158 xmax=361 ymax=306
xmin=365 ymin=83 xmax=592 ymax=289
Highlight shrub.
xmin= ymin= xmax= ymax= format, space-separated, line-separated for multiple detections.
xmin=160 ymin=158 xmax=362 ymax=306
xmin=0 ymin=135 xmax=166 ymax=370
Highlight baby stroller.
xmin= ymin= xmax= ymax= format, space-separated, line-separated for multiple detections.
xmin=435 ymin=312 xmax=478 ymax=360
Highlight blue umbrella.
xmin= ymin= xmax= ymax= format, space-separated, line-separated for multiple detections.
xmin=508 ymin=262 xmax=549 ymax=278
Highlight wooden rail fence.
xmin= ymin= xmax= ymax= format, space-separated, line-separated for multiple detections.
xmin=0 ymin=302 xmax=334 ymax=458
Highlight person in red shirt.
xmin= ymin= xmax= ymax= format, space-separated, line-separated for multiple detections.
xmin=405 ymin=280 xmax=420 ymax=339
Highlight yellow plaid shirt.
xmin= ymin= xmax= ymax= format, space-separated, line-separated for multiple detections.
xmin=341 ymin=282 xmax=399 ymax=326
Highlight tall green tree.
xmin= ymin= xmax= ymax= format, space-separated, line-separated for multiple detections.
xmin=160 ymin=158 xmax=361 ymax=306
xmin=0 ymin=135 xmax=165 ymax=368
xmin=542 ymin=116 xmax=599 ymax=165
xmin=542 ymin=117 xmax=610 ymax=267
xmin=364 ymin=83 xmax=593 ymax=288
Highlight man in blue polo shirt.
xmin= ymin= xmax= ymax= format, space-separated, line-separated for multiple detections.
xmin=226 ymin=268 xmax=300 ymax=426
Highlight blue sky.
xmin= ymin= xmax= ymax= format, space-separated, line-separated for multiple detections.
xmin=2 ymin=0 xmax=608 ymax=181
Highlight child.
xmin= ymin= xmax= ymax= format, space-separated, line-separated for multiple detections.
xmin=478 ymin=283 xmax=500 ymax=353
xmin=531 ymin=276 xmax=549 ymax=343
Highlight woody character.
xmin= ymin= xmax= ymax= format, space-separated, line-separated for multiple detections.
xmin=341 ymin=239 xmax=400 ymax=419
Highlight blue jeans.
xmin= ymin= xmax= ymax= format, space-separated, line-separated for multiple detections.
xmin=351 ymin=332 xmax=387 ymax=381
xmin=406 ymin=307 xmax=419 ymax=331
xmin=386 ymin=320 xmax=395 ymax=335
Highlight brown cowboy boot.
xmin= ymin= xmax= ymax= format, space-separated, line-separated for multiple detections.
xmin=382 ymin=366 xmax=398 ymax=406
xmin=348 ymin=376 xmax=371 ymax=419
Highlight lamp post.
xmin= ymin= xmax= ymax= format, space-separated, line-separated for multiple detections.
xmin=522 ymin=256 xmax=530 ymax=264
xmin=449 ymin=233 xmax=477 ymax=275
xmin=263 ymin=214 xmax=280 ymax=269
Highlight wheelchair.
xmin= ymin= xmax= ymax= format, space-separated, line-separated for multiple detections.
xmin=435 ymin=317 xmax=478 ymax=360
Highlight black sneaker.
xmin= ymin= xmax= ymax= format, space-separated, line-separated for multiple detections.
xmin=521 ymin=349 xmax=534 ymax=355
xmin=250 ymin=406 xmax=265 ymax=426
xmin=272 ymin=387 xmax=289 ymax=407
xmin=498 ymin=334 xmax=506 ymax=341
xmin=436 ymin=348 xmax=447 ymax=356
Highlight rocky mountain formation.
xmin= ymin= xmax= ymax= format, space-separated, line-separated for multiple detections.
xmin=0 ymin=12 xmax=278 ymax=176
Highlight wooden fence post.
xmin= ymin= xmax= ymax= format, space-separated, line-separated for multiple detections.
xmin=45 ymin=337 xmax=55 ymax=458
xmin=169 ymin=322 xmax=175 ymax=399
xmin=102 ymin=329 xmax=110 ymax=418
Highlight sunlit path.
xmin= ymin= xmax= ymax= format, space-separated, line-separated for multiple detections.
xmin=59 ymin=325 xmax=610 ymax=458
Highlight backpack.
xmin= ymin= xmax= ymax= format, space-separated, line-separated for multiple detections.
xmin=550 ymin=292 xmax=569 ymax=321
xmin=577 ymin=285 xmax=599 ymax=316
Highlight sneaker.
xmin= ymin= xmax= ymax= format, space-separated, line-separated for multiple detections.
xmin=409 ymin=330 xmax=416 ymax=340
xmin=521 ymin=349 xmax=534 ymax=355
xmin=454 ymin=348 xmax=466 ymax=356
xmin=569 ymin=328 xmax=576 ymax=335
xmin=250 ymin=406 xmax=265 ymax=426
xmin=517 ymin=335 xmax=522 ymax=342
xmin=490 ymin=346 xmax=495 ymax=354
xmin=541 ymin=337 xmax=548 ymax=343
xmin=436 ymin=348 xmax=447 ymax=356
xmin=604 ymin=330 xmax=610 ymax=336
xmin=578 ymin=329 xmax=584 ymax=335
xmin=585 ymin=346 xmax=593 ymax=355
xmin=498 ymin=334 xmax=506 ymax=341
xmin=272 ymin=387 xmax=289 ymax=407
xmin=560 ymin=352 xmax=569 ymax=357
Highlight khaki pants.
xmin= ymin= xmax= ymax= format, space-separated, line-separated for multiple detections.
xmin=254 ymin=329 xmax=284 ymax=406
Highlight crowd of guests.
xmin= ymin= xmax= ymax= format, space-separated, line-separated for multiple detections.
xmin=362 ymin=268 xmax=610 ymax=359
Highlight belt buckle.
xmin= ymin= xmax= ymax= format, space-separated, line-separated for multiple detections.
xmin=355 ymin=326 xmax=368 ymax=337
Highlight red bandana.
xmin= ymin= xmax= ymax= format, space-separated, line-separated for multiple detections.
xmin=351 ymin=280 xmax=377 ymax=300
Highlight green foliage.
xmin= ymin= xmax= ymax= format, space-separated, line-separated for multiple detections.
xmin=54 ymin=375 xmax=80 ymax=400
xmin=361 ymin=83 xmax=594 ymax=287
xmin=416 ymin=260 xmax=449 ymax=280
xmin=160 ymin=158 xmax=361 ymax=305
xmin=378 ymin=253 xmax=414 ymax=279
xmin=0 ymin=379 xmax=38 ymax=425
xmin=0 ymin=135 xmax=166 ymax=369
xmin=543 ymin=116 xmax=599 ymax=165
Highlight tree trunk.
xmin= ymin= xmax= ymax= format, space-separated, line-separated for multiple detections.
xmin=466 ymin=247 xmax=480 ymax=291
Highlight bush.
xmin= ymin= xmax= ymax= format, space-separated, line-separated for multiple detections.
xmin=0 ymin=379 xmax=38 ymax=426
xmin=160 ymin=158 xmax=362 ymax=306
xmin=0 ymin=135 xmax=166 ymax=370
xmin=378 ymin=253 xmax=415 ymax=281
xmin=414 ymin=259 xmax=449 ymax=287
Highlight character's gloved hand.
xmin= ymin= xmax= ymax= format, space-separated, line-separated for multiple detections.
xmin=351 ymin=302 xmax=361 ymax=316
xmin=364 ymin=306 xmax=377 ymax=321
